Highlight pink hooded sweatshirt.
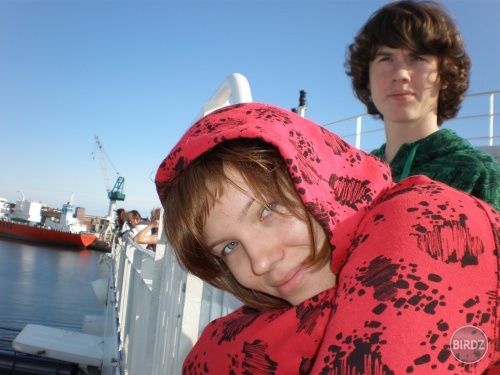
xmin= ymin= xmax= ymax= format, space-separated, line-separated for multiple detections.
xmin=156 ymin=103 xmax=500 ymax=374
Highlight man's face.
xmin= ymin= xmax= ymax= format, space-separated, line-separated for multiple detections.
xmin=127 ymin=214 xmax=138 ymax=227
xmin=368 ymin=47 xmax=440 ymax=127
xmin=116 ymin=211 xmax=126 ymax=224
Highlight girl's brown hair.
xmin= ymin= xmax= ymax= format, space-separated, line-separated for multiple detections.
xmin=161 ymin=138 xmax=330 ymax=311
xmin=345 ymin=0 xmax=471 ymax=125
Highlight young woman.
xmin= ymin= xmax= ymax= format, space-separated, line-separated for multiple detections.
xmin=345 ymin=0 xmax=500 ymax=211
xmin=155 ymin=102 xmax=500 ymax=374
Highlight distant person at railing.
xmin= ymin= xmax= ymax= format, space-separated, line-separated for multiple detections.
xmin=114 ymin=208 xmax=130 ymax=244
xmin=155 ymin=103 xmax=500 ymax=374
xmin=133 ymin=207 xmax=161 ymax=251
xmin=126 ymin=210 xmax=149 ymax=248
xmin=345 ymin=0 xmax=500 ymax=211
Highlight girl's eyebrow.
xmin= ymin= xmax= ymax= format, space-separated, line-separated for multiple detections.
xmin=238 ymin=198 xmax=255 ymax=222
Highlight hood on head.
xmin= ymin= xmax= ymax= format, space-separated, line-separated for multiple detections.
xmin=155 ymin=103 xmax=392 ymax=273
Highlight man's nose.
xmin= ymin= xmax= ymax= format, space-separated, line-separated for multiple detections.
xmin=392 ymin=59 xmax=411 ymax=82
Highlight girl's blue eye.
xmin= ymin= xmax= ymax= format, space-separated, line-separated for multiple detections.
xmin=222 ymin=242 xmax=238 ymax=256
xmin=261 ymin=202 xmax=276 ymax=218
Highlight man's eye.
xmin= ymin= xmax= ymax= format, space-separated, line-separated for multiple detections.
xmin=222 ymin=242 xmax=238 ymax=256
xmin=374 ymin=55 xmax=391 ymax=62
xmin=413 ymin=54 xmax=432 ymax=62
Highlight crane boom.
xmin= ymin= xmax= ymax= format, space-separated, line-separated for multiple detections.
xmin=93 ymin=135 xmax=126 ymax=217
xmin=94 ymin=136 xmax=112 ymax=192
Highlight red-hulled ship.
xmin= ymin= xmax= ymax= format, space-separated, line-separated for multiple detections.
xmin=0 ymin=220 xmax=96 ymax=249
xmin=0 ymin=195 xmax=97 ymax=250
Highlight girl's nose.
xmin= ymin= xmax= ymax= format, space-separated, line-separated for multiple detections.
xmin=245 ymin=237 xmax=283 ymax=275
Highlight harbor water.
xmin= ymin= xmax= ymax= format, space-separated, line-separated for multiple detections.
xmin=0 ymin=237 xmax=106 ymax=352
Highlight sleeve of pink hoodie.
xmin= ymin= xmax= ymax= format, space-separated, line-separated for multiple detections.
xmin=181 ymin=177 xmax=500 ymax=375
xmin=309 ymin=176 xmax=500 ymax=374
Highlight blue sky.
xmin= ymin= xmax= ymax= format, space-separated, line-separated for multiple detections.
xmin=1 ymin=0 xmax=499 ymax=218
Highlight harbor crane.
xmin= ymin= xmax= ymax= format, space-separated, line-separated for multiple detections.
xmin=92 ymin=135 xmax=126 ymax=218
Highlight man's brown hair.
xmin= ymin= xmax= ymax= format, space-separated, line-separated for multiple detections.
xmin=345 ymin=0 xmax=471 ymax=125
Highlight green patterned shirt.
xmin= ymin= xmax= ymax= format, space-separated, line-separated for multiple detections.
xmin=371 ymin=129 xmax=500 ymax=211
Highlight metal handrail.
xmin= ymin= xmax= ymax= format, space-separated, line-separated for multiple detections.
xmin=192 ymin=73 xmax=253 ymax=123
xmin=323 ymin=91 xmax=499 ymax=152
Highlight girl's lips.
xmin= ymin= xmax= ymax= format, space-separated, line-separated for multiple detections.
xmin=275 ymin=266 xmax=306 ymax=297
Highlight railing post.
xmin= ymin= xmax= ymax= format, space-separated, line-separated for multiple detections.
xmin=489 ymin=93 xmax=495 ymax=146
xmin=356 ymin=116 xmax=362 ymax=149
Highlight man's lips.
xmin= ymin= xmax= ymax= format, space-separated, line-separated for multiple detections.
xmin=388 ymin=90 xmax=414 ymax=99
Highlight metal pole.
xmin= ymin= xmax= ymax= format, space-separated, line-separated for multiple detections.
xmin=356 ymin=116 xmax=362 ymax=149
xmin=489 ymin=93 xmax=495 ymax=146
xmin=297 ymin=90 xmax=307 ymax=117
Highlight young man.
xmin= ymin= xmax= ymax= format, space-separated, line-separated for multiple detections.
xmin=345 ymin=0 xmax=500 ymax=211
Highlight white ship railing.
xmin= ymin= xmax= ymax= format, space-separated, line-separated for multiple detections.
xmin=193 ymin=72 xmax=253 ymax=123
xmin=323 ymin=91 xmax=500 ymax=156
xmin=103 ymin=75 xmax=499 ymax=375
xmin=104 ymin=223 xmax=241 ymax=375
xmin=100 ymin=74 xmax=251 ymax=375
